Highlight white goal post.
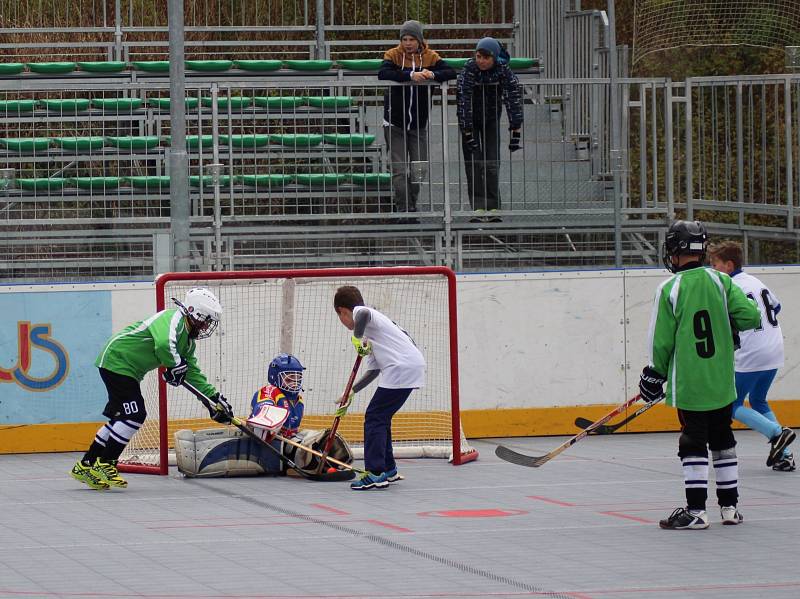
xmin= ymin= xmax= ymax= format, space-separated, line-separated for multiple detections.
xmin=119 ymin=266 xmax=478 ymax=474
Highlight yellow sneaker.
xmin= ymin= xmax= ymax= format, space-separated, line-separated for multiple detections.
xmin=70 ymin=460 xmax=109 ymax=490
xmin=91 ymin=458 xmax=128 ymax=489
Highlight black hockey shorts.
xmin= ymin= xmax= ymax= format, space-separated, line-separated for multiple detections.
xmin=98 ymin=368 xmax=148 ymax=425
xmin=677 ymin=403 xmax=735 ymax=457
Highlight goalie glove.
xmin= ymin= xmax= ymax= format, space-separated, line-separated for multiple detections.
xmin=208 ymin=393 xmax=234 ymax=424
xmin=162 ymin=359 xmax=188 ymax=387
xmin=351 ymin=335 xmax=372 ymax=357
xmin=334 ymin=391 xmax=355 ymax=419
xmin=639 ymin=366 xmax=666 ymax=403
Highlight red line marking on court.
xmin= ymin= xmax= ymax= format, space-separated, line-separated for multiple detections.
xmin=366 ymin=518 xmax=413 ymax=532
xmin=310 ymin=503 xmax=350 ymax=515
xmin=527 ymin=495 xmax=576 ymax=507
xmin=569 ymin=580 xmax=800 ymax=595
xmin=418 ymin=508 xmax=528 ymax=518
xmin=597 ymin=510 xmax=653 ymax=524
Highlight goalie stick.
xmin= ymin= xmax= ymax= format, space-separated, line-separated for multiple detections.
xmin=316 ymin=355 xmax=362 ymax=474
xmin=494 ymin=394 xmax=641 ymax=467
xmin=574 ymin=396 xmax=663 ymax=434
xmin=181 ymin=381 xmax=355 ymax=482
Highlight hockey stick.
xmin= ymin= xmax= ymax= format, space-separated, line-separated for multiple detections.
xmin=316 ymin=355 xmax=362 ymax=474
xmin=574 ymin=396 xmax=663 ymax=434
xmin=181 ymin=381 xmax=355 ymax=482
xmin=276 ymin=432 xmax=367 ymax=475
xmin=494 ymin=394 xmax=641 ymax=468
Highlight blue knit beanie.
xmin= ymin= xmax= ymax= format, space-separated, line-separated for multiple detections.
xmin=476 ymin=37 xmax=509 ymax=65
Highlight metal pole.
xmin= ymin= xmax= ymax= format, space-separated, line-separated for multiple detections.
xmin=315 ymin=0 xmax=326 ymax=59
xmin=607 ymin=0 xmax=622 ymax=266
xmin=168 ymin=0 xmax=190 ymax=272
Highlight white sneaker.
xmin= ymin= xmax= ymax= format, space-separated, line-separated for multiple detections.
xmin=720 ymin=506 xmax=743 ymax=525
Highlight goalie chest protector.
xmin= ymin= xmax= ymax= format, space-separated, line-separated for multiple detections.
xmin=175 ymin=428 xmax=283 ymax=477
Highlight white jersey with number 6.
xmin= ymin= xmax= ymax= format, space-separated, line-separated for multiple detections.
xmin=354 ymin=305 xmax=426 ymax=389
xmin=732 ymin=271 xmax=784 ymax=372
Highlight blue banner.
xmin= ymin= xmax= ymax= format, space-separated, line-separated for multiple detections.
xmin=0 ymin=290 xmax=111 ymax=424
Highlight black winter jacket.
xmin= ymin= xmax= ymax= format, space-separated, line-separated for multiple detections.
xmin=456 ymin=59 xmax=524 ymax=131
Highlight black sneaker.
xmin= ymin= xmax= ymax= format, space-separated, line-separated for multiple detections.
xmin=767 ymin=427 xmax=796 ymax=467
xmin=659 ymin=507 xmax=709 ymax=530
xmin=772 ymin=452 xmax=796 ymax=472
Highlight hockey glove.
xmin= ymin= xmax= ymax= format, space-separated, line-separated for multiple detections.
xmin=508 ymin=129 xmax=522 ymax=152
xmin=162 ymin=359 xmax=188 ymax=387
xmin=463 ymin=130 xmax=481 ymax=154
xmin=730 ymin=316 xmax=741 ymax=351
xmin=639 ymin=366 xmax=666 ymax=403
xmin=351 ymin=335 xmax=372 ymax=357
xmin=208 ymin=393 xmax=234 ymax=424
xmin=335 ymin=391 xmax=355 ymax=419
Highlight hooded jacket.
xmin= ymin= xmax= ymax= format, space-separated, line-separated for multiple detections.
xmin=378 ymin=38 xmax=456 ymax=130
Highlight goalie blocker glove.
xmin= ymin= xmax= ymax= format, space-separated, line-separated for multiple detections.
xmin=208 ymin=393 xmax=234 ymax=424
xmin=639 ymin=366 xmax=666 ymax=403
xmin=163 ymin=359 xmax=188 ymax=387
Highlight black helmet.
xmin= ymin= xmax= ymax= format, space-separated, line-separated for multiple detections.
xmin=662 ymin=220 xmax=707 ymax=273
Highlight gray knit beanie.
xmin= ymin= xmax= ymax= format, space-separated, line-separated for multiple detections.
xmin=399 ymin=20 xmax=424 ymax=45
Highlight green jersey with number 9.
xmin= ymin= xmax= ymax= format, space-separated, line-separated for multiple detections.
xmin=647 ymin=266 xmax=761 ymax=410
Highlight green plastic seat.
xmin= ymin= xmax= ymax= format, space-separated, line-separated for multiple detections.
xmin=222 ymin=134 xmax=270 ymax=148
xmin=269 ymin=134 xmax=323 ymax=147
xmin=147 ymin=97 xmax=200 ymax=110
xmin=27 ymin=62 xmax=76 ymax=74
xmin=106 ymin=136 xmax=161 ymax=150
xmin=15 ymin=177 xmax=67 ymax=191
xmin=306 ymin=96 xmax=353 ymax=109
xmin=284 ymin=60 xmax=333 ymax=71
xmin=443 ymin=58 xmax=470 ymax=69
xmin=53 ymin=137 xmax=106 ymax=151
xmin=233 ymin=60 xmax=282 ymax=72
xmin=72 ymin=176 xmax=122 ymax=190
xmin=92 ymin=98 xmax=143 ymax=111
xmin=164 ymin=135 xmax=214 ymax=149
xmin=295 ymin=173 xmax=348 ymax=186
xmin=185 ymin=60 xmax=233 ymax=72
xmin=0 ymin=138 xmax=51 ymax=152
xmin=336 ymin=59 xmax=383 ymax=71
xmin=132 ymin=61 xmax=170 ymax=72
xmin=39 ymin=99 xmax=91 ymax=112
xmin=253 ymin=96 xmax=306 ymax=110
xmin=127 ymin=176 xmax=171 ymax=189
xmin=350 ymin=172 xmax=392 ymax=186
xmin=240 ymin=174 xmax=294 ymax=187
xmin=200 ymin=96 xmax=253 ymax=110
xmin=77 ymin=61 xmax=127 ymax=73
xmin=509 ymin=57 xmax=538 ymax=70
xmin=189 ymin=175 xmax=233 ymax=188
xmin=322 ymin=133 xmax=375 ymax=147
xmin=0 ymin=100 xmax=37 ymax=113
xmin=0 ymin=63 xmax=25 ymax=75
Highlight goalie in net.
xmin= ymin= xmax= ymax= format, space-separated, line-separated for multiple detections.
xmin=175 ymin=352 xmax=353 ymax=477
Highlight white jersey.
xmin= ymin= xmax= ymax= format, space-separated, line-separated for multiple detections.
xmin=731 ymin=271 xmax=784 ymax=372
xmin=354 ymin=305 xmax=426 ymax=389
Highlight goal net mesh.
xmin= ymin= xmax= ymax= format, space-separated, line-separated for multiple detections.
xmin=119 ymin=270 xmax=475 ymax=472
xmin=633 ymin=1 xmax=800 ymax=64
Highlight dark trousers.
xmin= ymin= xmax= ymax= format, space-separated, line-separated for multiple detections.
xmin=385 ymin=124 xmax=428 ymax=212
xmin=462 ymin=115 xmax=501 ymax=211
xmin=363 ymin=386 xmax=412 ymax=474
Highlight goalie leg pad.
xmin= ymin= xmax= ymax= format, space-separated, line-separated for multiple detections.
xmin=175 ymin=428 xmax=284 ymax=477
xmin=290 ymin=429 xmax=354 ymax=472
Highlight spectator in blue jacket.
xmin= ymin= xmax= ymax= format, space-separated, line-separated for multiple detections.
xmin=457 ymin=37 xmax=524 ymax=221
xmin=378 ymin=20 xmax=456 ymax=218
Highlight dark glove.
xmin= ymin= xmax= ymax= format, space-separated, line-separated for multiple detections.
xmin=162 ymin=359 xmax=188 ymax=387
xmin=208 ymin=393 xmax=234 ymax=424
xmin=639 ymin=366 xmax=666 ymax=403
xmin=508 ymin=129 xmax=522 ymax=152
xmin=730 ymin=317 xmax=741 ymax=350
xmin=463 ymin=130 xmax=481 ymax=154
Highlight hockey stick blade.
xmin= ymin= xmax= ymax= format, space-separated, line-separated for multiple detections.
xmin=181 ymin=382 xmax=355 ymax=482
xmin=574 ymin=396 xmax=664 ymax=434
xmin=495 ymin=394 xmax=641 ymax=468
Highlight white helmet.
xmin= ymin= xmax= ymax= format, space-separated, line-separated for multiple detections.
xmin=175 ymin=287 xmax=222 ymax=339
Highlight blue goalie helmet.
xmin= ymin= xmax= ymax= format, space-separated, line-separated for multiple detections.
xmin=267 ymin=353 xmax=305 ymax=400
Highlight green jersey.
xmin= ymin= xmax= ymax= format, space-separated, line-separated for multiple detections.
xmin=95 ymin=308 xmax=218 ymax=398
xmin=646 ymin=266 xmax=760 ymax=410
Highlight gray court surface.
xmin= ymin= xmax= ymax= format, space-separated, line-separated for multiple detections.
xmin=1 ymin=430 xmax=798 ymax=599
